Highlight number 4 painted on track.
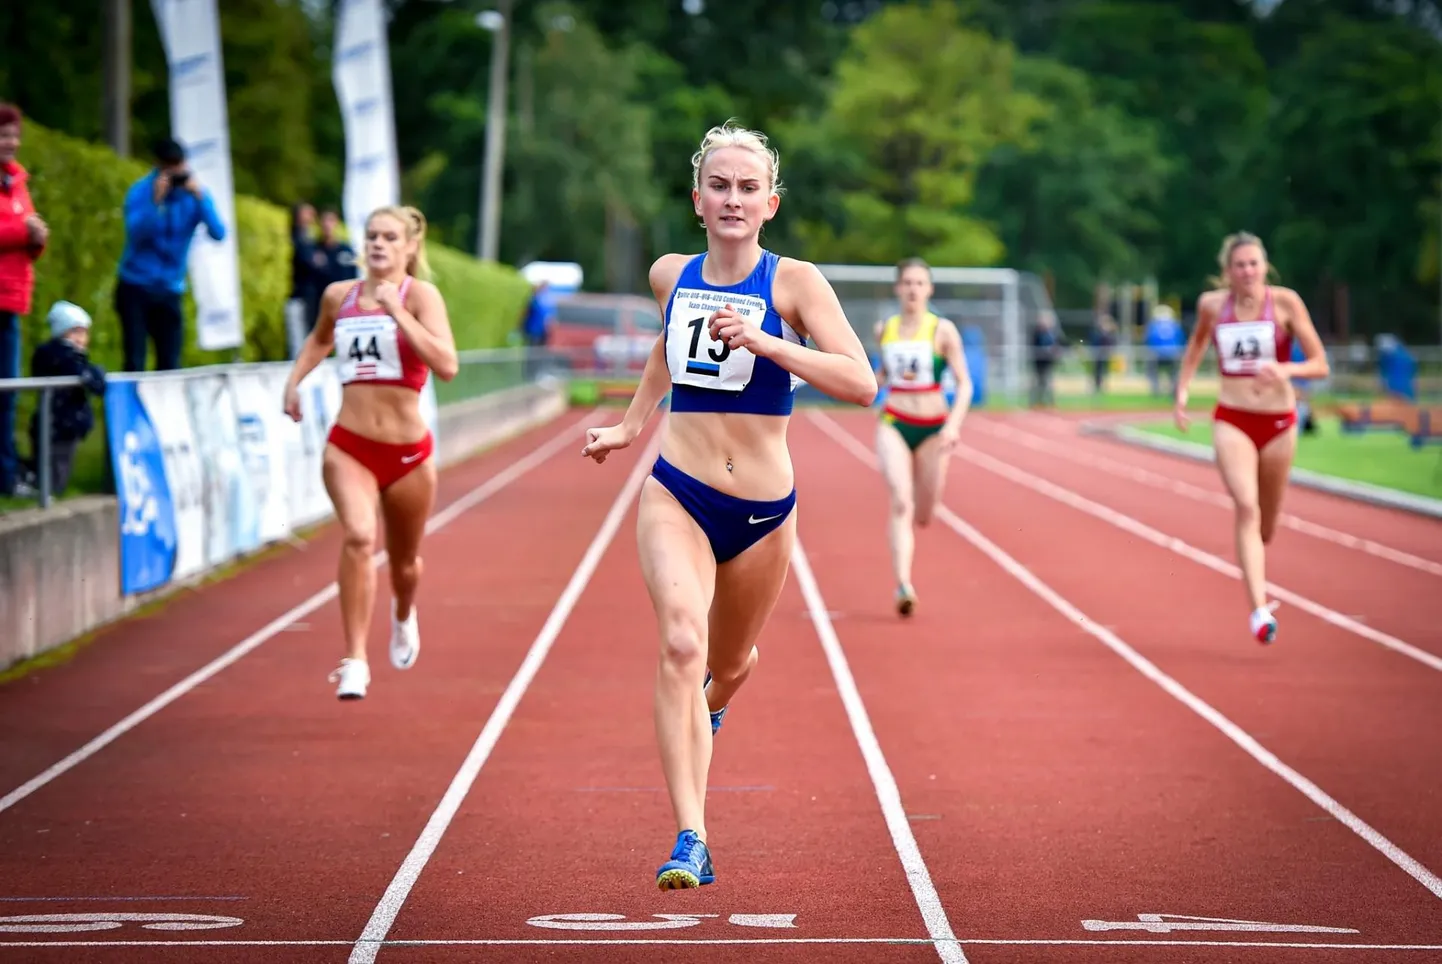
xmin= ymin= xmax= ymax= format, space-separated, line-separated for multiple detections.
xmin=1081 ymin=913 xmax=1359 ymax=934
xmin=527 ymin=913 xmax=798 ymax=930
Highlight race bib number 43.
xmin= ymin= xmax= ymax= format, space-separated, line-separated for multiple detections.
xmin=1216 ymin=321 xmax=1276 ymax=375
xmin=336 ymin=317 xmax=403 ymax=383
xmin=666 ymin=288 xmax=769 ymax=392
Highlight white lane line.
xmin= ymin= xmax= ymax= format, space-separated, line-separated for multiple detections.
xmin=0 ymin=410 xmax=596 ymax=817
xmin=949 ymin=439 xmax=1442 ymax=673
xmin=347 ymin=426 xmax=663 ymax=964
xmin=810 ymin=410 xmax=1442 ymax=903
xmin=971 ymin=418 xmax=1442 ymax=578
xmin=791 ymin=541 xmax=967 ymax=964
xmin=2 ymin=938 xmax=1438 ymax=950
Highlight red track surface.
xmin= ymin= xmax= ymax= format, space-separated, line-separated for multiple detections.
xmin=2 ymin=405 xmax=1440 ymax=963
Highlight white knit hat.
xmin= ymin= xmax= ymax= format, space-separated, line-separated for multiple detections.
xmin=48 ymin=300 xmax=92 ymax=338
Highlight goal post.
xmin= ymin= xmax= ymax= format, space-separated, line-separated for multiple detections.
xmin=814 ymin=263 xmax=1056 ymax=402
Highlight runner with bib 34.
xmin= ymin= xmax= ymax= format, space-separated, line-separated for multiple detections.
xmin=1174 ymin=231 xmax=1328 ymax=644
xmin=872 ymin=257 xmax=971 ymax=617
xmin=580 ymin=120 xmax=876 ymax=890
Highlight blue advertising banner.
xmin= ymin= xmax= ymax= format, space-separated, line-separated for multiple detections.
xmin=104 ymin=381 xmax=179 ymax=595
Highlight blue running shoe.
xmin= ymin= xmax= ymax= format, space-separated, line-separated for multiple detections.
xmin=656 ymin=829 xmax=715 ymax=889
xmin=703 ymin=670 xmax=728 ymax=734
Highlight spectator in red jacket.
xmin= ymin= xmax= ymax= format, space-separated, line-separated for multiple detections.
xmin=0 ymin=103 xmax=48 ymax=496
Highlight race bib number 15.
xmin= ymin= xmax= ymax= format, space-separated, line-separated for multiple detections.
xmin=666 ymin=288 xmax=768 ymax=392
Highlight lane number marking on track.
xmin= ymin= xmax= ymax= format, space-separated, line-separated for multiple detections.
xmin=1081 ymin=913 xmax=1360 ymax=935
xmin=0 ymin=913 xmax=244 ymax=934
xmin=527 ymin=913 xmax=798 ymax=931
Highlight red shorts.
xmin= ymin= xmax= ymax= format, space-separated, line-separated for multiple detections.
xmin=327 ymin=423 xmax=434 ymax=490
xmin=1213 ymin=404 xmax=1297 ymax=451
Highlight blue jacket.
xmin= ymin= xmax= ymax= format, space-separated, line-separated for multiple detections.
xmin=117 ymin=170 xmax=227 ymax=294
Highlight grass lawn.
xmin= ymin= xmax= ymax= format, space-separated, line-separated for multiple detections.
xmin=1133 ymin=415 xmax=1442 ymax=501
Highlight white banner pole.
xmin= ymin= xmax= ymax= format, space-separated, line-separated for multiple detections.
xmin=149 ymin=0 xmax=244 ymax=351
xmin=333 ymin=0 xmax=401 ymax=259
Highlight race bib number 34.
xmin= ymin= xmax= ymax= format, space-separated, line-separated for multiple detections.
xmin=666 ymin=288 xmax=769 ymax=392
xmin=336 ymin=317 xmax=404 ymax=383
xmin=883 ymin=341 xmax=935 ymax=389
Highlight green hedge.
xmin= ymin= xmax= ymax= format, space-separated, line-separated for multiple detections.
xmin=15 ymin=122 xmax=531 ymax=373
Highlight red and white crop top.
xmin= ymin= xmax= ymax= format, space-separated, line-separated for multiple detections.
xmin=332 ymin=277 xmax=430 ymax=392
xmin=1212 ymin=287 xmax=1293 ymax=378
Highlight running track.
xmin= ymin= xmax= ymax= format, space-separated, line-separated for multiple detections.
xmin=2 ymin=404 xmax=1440 ymax=963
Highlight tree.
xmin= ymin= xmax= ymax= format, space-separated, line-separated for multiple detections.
xmin=790 ymin=0 xmax=1043 ymax=267
xmin=972 ymin=56 xmax=1173 ymax=306
xmin=498 ymin=3 xmax=660 ymax=291
xmin=1267 ymin=16 xmax=1442 ymax=338
xmin=1048 ymin=2 xmax=1270 ymax=297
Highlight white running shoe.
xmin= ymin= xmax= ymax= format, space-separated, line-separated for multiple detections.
xmin=1249 ymin=602 xmax=1280 ymax=645
xmin=390 ymin=605 xmax=420 ymax=670
xmin=330 ymin=658 xmax=370 ymax=700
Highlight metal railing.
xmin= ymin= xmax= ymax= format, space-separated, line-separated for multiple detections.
xmin=5 ymin=339 xmax=1439 ymax=511
xmin=0 ymin=348 xmax=582 ymax=511
xmin=0 ymin=375 xmax=90 ymax=509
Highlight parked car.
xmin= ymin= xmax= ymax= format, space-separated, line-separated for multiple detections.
xmin=545 ymin=292 xmax=661 ymax=373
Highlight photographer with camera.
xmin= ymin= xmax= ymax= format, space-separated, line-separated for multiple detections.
xmin=114 ymin=137 xmax=227 ymax=371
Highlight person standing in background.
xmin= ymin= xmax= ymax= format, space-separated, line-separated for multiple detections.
xmin=1144 ymin=304 xmax=1185 ymax=397
xmin=0 ymin=102 xmax=48 ymax=497
xmin=311 ymin=209 xmax=359 ymax=317
xmin=114 ymin=137 xmax=226 ymax=372
xmin=1029 ymin=310 xmax=1061 ymax=408
xmin=1088 ymin=314 xmax=1118 ymax=395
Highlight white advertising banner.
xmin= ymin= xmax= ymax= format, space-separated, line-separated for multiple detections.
xmin=133 ymin=377 xmax=208 ymax=583
xmin=228 ymin=369 xmax=298 ymax=546
xmin=150 ymin=0 xmax=245 ymax=350
xmin=333 ymin=0 xmax=400 ymax=251
xmin=107 ymin=362 xmax=438 ymax=596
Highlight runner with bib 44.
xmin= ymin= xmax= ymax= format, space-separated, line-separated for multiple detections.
xmin=282 ymin=205 xmax=458 ymax=700
xmin=1174 ymin=231 xmax=1328 ymax=644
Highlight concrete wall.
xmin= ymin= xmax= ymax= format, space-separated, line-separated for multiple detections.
xmin=435 ymin=378 xmax=569 ymax=469
xmin=0 ymin=381 xmax=569 ymax=672
xmin=0 ymin=497 xmax=135 ymax=668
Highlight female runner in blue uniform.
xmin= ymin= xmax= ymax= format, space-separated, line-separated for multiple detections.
xmin=873 ymin=258 xmax=971 ymax=616
xmin=1174 ymin=231 xmax=1327 ymax=643
xmin=581 ymin=120 xmax=877 ymax=890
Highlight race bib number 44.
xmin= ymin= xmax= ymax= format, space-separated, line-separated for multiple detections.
xmin=666 ymin=288 xmax=769 ymax=392
xmin=336 ymin=317 xmax=403 ymax=383
xmin=1216 ymin=321 xmax=1276 ymax=375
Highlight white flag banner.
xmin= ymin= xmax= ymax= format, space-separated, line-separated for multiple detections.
xmin=333 ymin=0 xmax=400 ymax=253
xmin=149 ymin=0 xmax=244 ymax=351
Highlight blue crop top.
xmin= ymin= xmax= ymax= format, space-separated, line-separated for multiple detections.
xmin=662 ymin=249 xmax=805 ymax=416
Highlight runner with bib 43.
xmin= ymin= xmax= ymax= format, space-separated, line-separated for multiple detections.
xmin=1174 ymin=231 xmax=1328 ymax=644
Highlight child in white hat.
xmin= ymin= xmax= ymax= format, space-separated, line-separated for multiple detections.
xmin=22 ymin=300 xmax=107 ymax=497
